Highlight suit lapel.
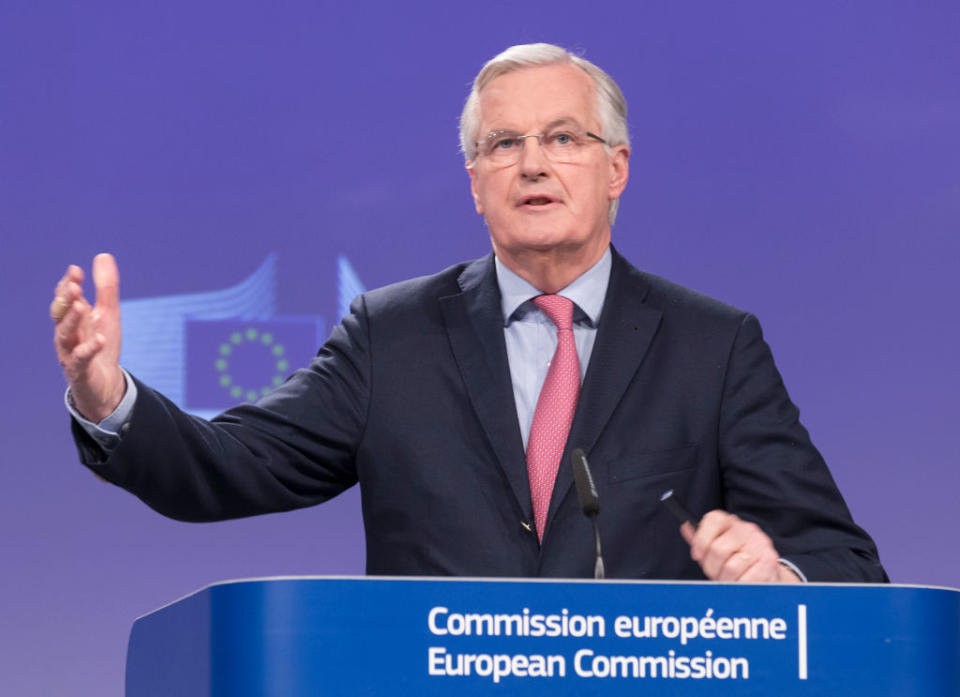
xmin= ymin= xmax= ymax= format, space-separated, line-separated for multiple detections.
xmin=437 ymin=250 xmax=664 ymax=539
xmin=439 ymin=256 xmax=532 ymax=519
xmin=545 ymin=249 xmax=663 ymax=533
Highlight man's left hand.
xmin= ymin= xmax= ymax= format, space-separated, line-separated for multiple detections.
xmin=681 ymin=510 xmax=801 ymax=583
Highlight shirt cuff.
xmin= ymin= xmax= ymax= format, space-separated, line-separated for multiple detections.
xmin=65 ymin=369 xmax=137 ymax=450
xmin=778 ymin=557 xmax=807 ymax=583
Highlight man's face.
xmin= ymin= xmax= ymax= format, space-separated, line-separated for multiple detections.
xmin=467 ymin=63 xmax=629 ymax=269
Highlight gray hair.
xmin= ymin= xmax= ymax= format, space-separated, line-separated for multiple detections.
xmin=459 ymin=43 xmax=630 ymax=223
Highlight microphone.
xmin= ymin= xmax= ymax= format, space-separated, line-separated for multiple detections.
xmin=571 ymin=448 xmax=605 ymax=579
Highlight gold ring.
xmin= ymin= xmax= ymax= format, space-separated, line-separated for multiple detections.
xmin=49 ymin=296 xmax=69 ymax=321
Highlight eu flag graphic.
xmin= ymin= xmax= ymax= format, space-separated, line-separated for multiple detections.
xmin=118 ymin=254 xmax=364 ymax=420
xmin=185 ymin=318 xmax=324 ymax=411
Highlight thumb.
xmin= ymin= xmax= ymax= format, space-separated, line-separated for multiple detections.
xmin=92 ymin=253 xmax=120 ymax=310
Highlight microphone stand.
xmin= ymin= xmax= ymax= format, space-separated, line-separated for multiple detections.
xmin=571 ymin=448 xmax=605 ymax=580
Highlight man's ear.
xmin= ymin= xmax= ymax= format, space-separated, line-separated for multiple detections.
xmin=607 ymin=145 xmax=630 ymax=201
xmin=467 ymin=164 xmax=484 ymax=215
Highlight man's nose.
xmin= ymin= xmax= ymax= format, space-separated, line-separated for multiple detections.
xmin=518 ymin=135 xmax=549 ymax=179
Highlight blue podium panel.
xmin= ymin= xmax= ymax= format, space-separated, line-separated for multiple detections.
xmin=126 ymin=577 xmax=960 ymax=696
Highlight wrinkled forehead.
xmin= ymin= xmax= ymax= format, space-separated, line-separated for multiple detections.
xmin=475 ymin=63 xmax=600 ymax=135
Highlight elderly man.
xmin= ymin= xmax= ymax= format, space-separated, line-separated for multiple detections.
xmin=52 ymin=44 xmax=886 ymax=582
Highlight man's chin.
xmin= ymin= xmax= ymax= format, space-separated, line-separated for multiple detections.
xmin=493 ymin=235 xmax=592 ymax=261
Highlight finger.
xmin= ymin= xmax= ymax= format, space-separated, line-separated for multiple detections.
xmin=67 ymin=264 xmax=84 ymax=283
xmin=51 ymin=269 xmax=86 ymax=321
xmin=55 ymin=265 xmax=84 ymax=297
xmin=92 ymin=253 xmax=120 ymax=310
xmin=55 ymin=300 xmax=89 ymax=355
xmin=716 ymin=549 xmax=760 ymax=582
xmin=700 ymin=530 xmax=745 ymax=579
xmin=53 ymin=265 xmax=84 ymax=300
xmin=689 ymin=510 xmax=735 ymax=562
xmin=713 ymin=521 xmax=779 ymax=581
xmin=697 ymin=515 xmax=771 ymax=579
xmin=50 ymin=296 xmax=71 ymax=321
xmin=679 ymin=521 xmax=695 ymax=545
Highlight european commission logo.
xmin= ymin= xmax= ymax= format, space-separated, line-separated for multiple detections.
xmin=119 ymin=255 xmax=364 ymax=419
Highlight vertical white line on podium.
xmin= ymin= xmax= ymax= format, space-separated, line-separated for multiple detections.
xmin=797 ymin=604 xmax=808 ymax=680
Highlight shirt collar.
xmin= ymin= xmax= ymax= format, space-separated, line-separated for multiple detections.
xmin=495 ymin=246 xmax=612 ymax=328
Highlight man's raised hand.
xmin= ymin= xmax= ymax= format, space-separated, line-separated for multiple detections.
xmin=52 ymin=253 xmax=126 ymax=422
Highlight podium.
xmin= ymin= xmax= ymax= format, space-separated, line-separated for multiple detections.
xmin=126 ymin=577 xmax=960 ymax=696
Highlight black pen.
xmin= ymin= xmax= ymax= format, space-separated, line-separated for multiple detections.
xmin=660 ymin=489 xmax=697 ymax=530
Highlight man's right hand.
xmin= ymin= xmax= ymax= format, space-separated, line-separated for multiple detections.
xmin=52 ymin=253 xmax=126 ymax=423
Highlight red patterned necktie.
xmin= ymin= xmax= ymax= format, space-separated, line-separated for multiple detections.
xmin=526 ymin=294 xmax=581 ymax=541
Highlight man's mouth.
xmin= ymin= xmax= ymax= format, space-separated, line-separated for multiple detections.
xmin=519 ymin=195 xmax=558 ymax=207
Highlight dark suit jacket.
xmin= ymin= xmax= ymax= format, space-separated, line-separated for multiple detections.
xmin=75 ymin=248 xmax=887 ymax=582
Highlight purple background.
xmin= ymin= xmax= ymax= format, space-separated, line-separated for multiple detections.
xmin=2 ymin=1 xmax=958 ymax=694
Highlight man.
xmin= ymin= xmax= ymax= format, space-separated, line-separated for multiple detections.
xmin=52 ymin=44 xmax=886 ymax=582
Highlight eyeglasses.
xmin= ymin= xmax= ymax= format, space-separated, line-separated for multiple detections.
xmin=474 ymin=128 xmax=607 ymax=167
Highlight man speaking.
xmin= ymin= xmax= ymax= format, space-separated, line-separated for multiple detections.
xmin=51 ymin=44 xmax=886 ymax=583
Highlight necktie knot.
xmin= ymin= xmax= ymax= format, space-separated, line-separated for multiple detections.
xmin=533 ymin=294 xmax=574 ymax=331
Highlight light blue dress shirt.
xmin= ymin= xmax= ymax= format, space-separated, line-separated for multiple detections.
xmin=65 ymin=370 xmax=138 ymax=448
xmin=496 ymin=248 xmax=611 ymax=449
